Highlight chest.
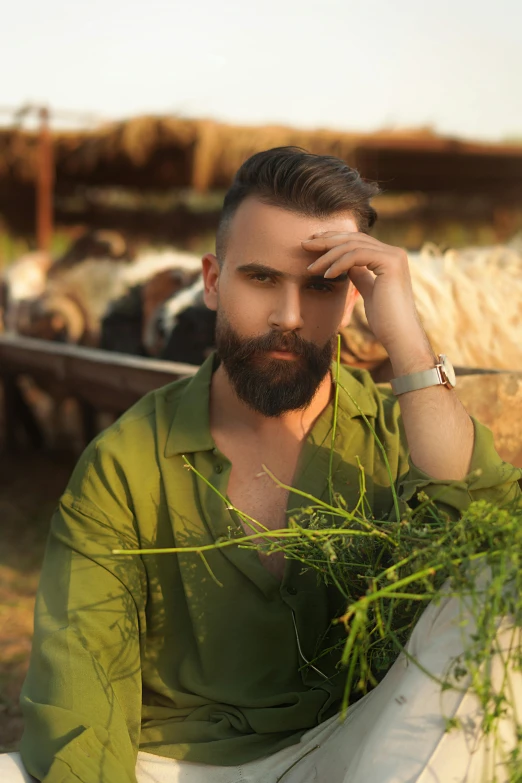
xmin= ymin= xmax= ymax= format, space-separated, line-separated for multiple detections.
xmin=214 ymin=438 xmax=303 ymax=580
xmin=228 ymin=452 xmax=299 ymax=528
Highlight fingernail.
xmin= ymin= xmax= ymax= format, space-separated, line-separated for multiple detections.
xmin=323 ymin=269 xmax=332 ymax=278
xmin=307 ymin=262 xmax=316 ymax=269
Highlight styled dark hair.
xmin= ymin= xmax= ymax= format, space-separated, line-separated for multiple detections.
xmin=215 ymin=146 xmax=380 ymax=262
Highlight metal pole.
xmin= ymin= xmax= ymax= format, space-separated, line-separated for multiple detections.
xmin=37 ymin=106 xmax=54 ymax=253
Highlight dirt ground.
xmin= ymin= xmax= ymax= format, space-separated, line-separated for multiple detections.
xmin=0 ymin=450 xmax=76 ymax=752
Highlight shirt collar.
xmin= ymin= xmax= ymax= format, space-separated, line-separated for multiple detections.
xmin=165 ymin=350 xmax=378 ymax=458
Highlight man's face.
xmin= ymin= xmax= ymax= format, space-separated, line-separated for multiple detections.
xmin=203 ymin=197 xmax=359 ymax=417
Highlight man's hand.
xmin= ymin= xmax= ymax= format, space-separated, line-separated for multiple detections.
xmin=303 ymin=231 xmax=475 ymax=481
xmin=302 ymin=232 xmax=433 ymax=372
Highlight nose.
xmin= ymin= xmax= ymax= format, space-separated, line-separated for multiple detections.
xmin=267 ymin=284 xmax=304 ymax=332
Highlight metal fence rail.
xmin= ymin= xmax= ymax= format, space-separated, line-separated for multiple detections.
xmin=0 ymin=334 xmax=196 ymax=406
xmin=0 ymin=334 xmax=197 ymax=449
xmin=1 ymin=334 xmax=521 ymax=467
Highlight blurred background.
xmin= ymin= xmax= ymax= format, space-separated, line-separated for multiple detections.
xmin=1 ymin=0 xmax=522 ymax=753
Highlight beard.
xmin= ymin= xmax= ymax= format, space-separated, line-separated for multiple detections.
xmin=214 ymin=310 xmax=336 ymax=418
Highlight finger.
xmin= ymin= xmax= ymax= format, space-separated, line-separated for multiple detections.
xmin=308 ymin=230 xmax=378 ymax=243
xmin=348 ymin=266 xmax=375 ymax=299
xmin=306 ymin=238 xmax=381 ymax=270
xmin=302 ymin=233 xmax=380 ymax=251
xmin=309 ymin=231 xmax=376 ymax=241
xmin=307 ymin=230 xmax=344 ymax=238
xmin=303 ymin=234 xmax=378 ymax=250
xmin=323 ymin=248 xmax=390 ymax=278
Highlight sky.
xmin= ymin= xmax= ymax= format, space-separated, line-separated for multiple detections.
xmin=1 ymin=0 xmax=521 ymax=142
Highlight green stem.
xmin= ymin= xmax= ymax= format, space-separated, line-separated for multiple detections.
xmin=112 ymin=524 xmax=393 ymax=556
xmin=328 ymin=334 xmax=342 ymax=506
xmin=337 ymin=380 xmax=401 ymax=525
xmin=181 ymin=454 xmax=271 ymax=534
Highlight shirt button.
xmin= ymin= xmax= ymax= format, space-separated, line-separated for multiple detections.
xmin=286 ymin=585 xmax=297 ymax=595
xmin=214 ymin=463 xmax=223 ymax=474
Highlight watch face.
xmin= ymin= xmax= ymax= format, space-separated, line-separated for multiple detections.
xmin=440 ymin=354 xmax=456 ymax=387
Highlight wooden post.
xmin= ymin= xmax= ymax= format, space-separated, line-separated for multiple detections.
xmin=192 ymin=119 xmax=218 ymax=194
xmin=1 ymin=375 xmax=18 ymax=452
xmin=37 ymin=106 xmax=54 ymax=253
xmin=80 ymin=400 xmax=97 ymax=447
xmin=1 ymin=374 xmax=45 ymax=452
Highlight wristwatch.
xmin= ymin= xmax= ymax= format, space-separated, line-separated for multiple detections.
xmin=390 ymin=354 xmax=456 ymax=396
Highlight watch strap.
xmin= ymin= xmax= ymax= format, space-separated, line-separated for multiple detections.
xmin=390 ymin=366 xmax=443 ymax=396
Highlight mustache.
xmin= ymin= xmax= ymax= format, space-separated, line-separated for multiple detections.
xmin=226 ymin=331 xmax=315 ymax=362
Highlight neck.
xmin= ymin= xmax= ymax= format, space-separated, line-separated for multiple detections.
xmin=209 ymin=362 xmax=333 ymax=444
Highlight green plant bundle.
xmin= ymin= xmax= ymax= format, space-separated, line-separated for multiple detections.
xmin=114 ymin=337 xmax=522 ymax=780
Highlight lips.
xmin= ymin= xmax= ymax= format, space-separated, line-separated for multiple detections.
xmin=267 ymin=350 xmax=298 ymax=359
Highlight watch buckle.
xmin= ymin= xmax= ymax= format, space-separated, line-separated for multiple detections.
xmin=435 ymin=357 xmax=451 ymax=389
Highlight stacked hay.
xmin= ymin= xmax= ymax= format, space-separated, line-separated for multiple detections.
xmin=0 ymin=118 xmax=444 ymax=191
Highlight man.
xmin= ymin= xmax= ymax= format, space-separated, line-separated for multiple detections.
xmin=4 ymin=148 xmax=521 ymax=782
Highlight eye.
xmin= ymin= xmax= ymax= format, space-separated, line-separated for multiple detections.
xmin=249 ymin=273 xmax=273 ymax=283
xmin=307 ymin=282 xmax=334 ymax=293
xmin=246 ymin=274 xmax=333 ymax=292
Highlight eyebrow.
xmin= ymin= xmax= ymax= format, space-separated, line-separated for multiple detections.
xmin=235 ymin=262 xmax=349 ymax=284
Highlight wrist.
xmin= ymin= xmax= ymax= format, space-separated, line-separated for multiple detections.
xmin=387 ymin=343 xmax=437 ymax=378
xmin=380 ymin=318 xmax=432 ymax=367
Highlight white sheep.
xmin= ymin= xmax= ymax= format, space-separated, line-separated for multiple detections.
xmin=347 ymin=238 xmax=522 ymax=371
xmin=2 ymin=247 xmax=202 ymax=346
xmin=143 ymin=274 xmax=205 ymax=354
xmin=1 ymin=251 xmax=52 ymax=332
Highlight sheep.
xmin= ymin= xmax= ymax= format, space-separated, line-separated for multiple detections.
xmin=100 ymin=285 xmax=144 ymax=355
xmin=7 ymin=247 xmax=202 ymax=348
xmin=0 ymin=231 xmax=137 ymax=335
xmin=48 ymin=230 xmax=134 ymax=275
xmin=152 ymin=239 xmax=522 ymax=373
xmin=143 ymin=274 xmax=205 ymax=356
xmin=342 ymin=239 xmax=522 ymax=376
xmin=102 ymin=266 xmax=201 ymax=356
xmin=16 ymin=259 xmax=134 ymax=345
xmin=5 ymin=237 xmax=521 ymax=375
xmin=0 ymin=251 xmax=53 ymax=333
xmin=161 ymin=304 xmax=216 ymax=365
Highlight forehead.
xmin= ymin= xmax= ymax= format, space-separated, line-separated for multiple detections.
xmin=225 ymin=197 xmax=358 ymax=266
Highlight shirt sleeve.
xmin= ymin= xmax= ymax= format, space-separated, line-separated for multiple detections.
xmin=396 ymin=415 xmax=522 ymax=518
xmin=19 ymin=442 xmax=148 ymax=783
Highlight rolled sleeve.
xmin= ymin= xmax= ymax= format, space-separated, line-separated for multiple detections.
xmin=397 ymin=416 xmax=522 ymax=516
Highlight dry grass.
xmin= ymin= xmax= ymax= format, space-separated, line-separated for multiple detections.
xmin=3 ymin=116 xmax=522 ymax=192
xmin=0 ymin=118 xmax=433 ymax=184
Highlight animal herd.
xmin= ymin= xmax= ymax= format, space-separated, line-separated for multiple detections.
xmin=0 ymin=231 xmax=216 ymax=367
xmin=1 ymin=230 xmax=521 ymax=378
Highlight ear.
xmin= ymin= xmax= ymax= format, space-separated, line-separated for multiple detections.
xmin=202 ymin=253 xmax=220 ymax=311
xmin=340 ymin=284 xmax=360 ymax=329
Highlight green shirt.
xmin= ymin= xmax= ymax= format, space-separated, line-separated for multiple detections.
xmin=20 ymin=353 xmax=522 ymax=782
